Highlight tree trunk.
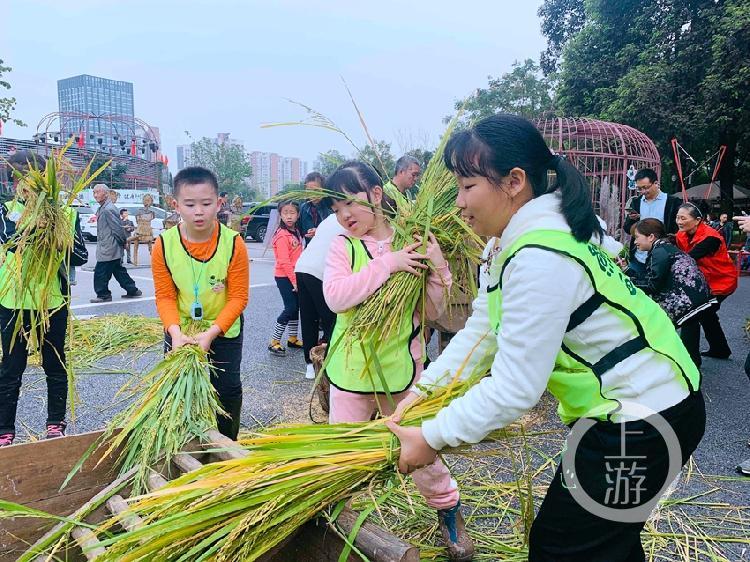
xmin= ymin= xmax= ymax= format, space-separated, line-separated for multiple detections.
xmin=718 ymin=128 xmax=737 ymax=215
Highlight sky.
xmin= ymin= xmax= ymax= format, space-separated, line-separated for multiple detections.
xmin=3 ymin=0 xmax=548 ymax=172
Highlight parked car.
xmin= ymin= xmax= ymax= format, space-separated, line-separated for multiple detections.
xmin=81 ymin=205 xmax=167 ymax=241
xmin=242 ymin=202 xmax=277 ymax=242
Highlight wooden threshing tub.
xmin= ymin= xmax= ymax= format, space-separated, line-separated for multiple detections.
xmin=0 ymin=430 xmax=419 ymax=561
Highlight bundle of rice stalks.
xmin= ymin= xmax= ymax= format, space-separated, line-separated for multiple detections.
xmin=83 ymin=356 xmax=504 ymax=560
xmin=70 ymin=314 xmax=163 ymax=368
xmin=0 ymin=141 xmax=108 ymax=350
xmin=64 ymin=322 xmax=224 ymax=495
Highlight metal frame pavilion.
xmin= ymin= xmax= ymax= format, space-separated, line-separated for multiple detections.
xmin=535 ymin=117 xmax=661 ymax=241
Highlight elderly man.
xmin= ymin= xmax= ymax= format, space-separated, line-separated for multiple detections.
xmin=383 ymin=155 xmax=421 ymax=209
xmin=90 ymin=183 xmax=141 ymax=303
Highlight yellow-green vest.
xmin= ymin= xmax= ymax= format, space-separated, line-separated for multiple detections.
xmin=383 ymin=181 xmax=410 ymax=210
xmin=0 ymin=201 xmax=76 ymax=311
xmin=326 ymin=236 xmax=418 ymax=394
xmin=488 ymin=230 xmax=700 ymax=424
xmin=160 ymin=223 xmax=241 ymax=338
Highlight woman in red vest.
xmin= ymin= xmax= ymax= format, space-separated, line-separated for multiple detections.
xmin=675 ymin=202 xmax=738 ymax=366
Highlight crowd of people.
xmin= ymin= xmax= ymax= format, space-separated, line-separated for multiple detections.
xmin=0 ymin=113 xmax=748 ymax=561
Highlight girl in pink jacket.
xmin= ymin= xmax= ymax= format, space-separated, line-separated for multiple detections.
xmin=322 ymin=161 xmax=469 ymax=559
xmin=269 ymin=201 xmax=304 ymax=356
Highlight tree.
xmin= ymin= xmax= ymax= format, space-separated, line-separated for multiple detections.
xmin=0 ymin=59 xmax=25 ymax=128
xmin=405 ymin=148 xmax=435 ymax=170
xmin=91 ymin=154 xmax=128 ymax=190
xmin=189 ymin=137 xmax=253 ymax=196
xmin=315 ymin=149 xmax=346 ymax=177
xmin=537 ymin=0 xmax=586 ymax=76
xmin=546 ymin=0 xmax=750 ymax=210
xmin=449 ymin=59 xmax=555 ymax=125
xmin=358 ymin=140 xmax=395 ymax=179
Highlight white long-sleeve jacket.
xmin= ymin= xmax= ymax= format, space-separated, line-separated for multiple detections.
xmin=419 ymin=193 xmax=691 ymax=451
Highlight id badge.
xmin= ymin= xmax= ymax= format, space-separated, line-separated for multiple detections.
xmin=190 ymin=301 xmax=203 ymax=320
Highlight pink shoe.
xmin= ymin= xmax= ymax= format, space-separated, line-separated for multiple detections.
xmin=0 ymin=433 xmax=15 ymax=447
xmin=45 ymin=422 xmax=67 ymax=440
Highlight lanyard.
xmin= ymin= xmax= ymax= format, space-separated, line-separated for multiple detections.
xmin=182 ymin=224 xmax=211 ymax=317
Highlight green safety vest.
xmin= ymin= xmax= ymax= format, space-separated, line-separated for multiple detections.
xmin=487 ymin=230 xmax=700 ymax=424
xmin=383 ymin=181 xmax=410 ymax=210
xmin=0 ymin=201 xmax=76 ymax=311
xmin=161 ymin=223 xmax=241 ymax=338
xmin=326 ymin=236 xmax=418 ymax=394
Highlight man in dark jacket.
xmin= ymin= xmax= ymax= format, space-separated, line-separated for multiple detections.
xmin=90 ymin=183 xmax=141 ymax=303
xmin=623 ymin=168 xmax=682 ymax=277
xmin=298 ymin=172 xmax=331 ymax=243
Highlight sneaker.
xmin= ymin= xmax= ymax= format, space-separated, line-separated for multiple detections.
xmin=437 ymin=503 xmax=475 ymax=562
xmin=268 ymin=341 xmax=286 ymax=357
xmin=122 ymin=289 xmax=143 ymax=299
xmin=305 ymin=363 xmax=316 ymax=380
xmin=45 ymin=422 xmax=67 ymax=439
xmin=287 ymin=337 xmax=304 ymax=349
xmin=0 ymin=433 xmax=15 ymax=447
xmin=90 ymin=296 xmax=112 ymax=303
xmin=738 ymin=458 xmax=750 ymax=476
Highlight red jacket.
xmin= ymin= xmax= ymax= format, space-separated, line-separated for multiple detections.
xmin=272 ymin=227 xmax=303 ymax=287
xmin=676 ymin=222 xmax=737 ymax=296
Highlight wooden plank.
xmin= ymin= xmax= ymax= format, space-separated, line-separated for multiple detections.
xmin=70 ymin=526 xmax=105 ymax=560
xmin=335 ymin=508 xmax=419 ymax=562
xmin=172 ymin=453 xmax=203 ymax=474
xmin=147 ymin=471 xmax=168 ymax=492
xmin=105 ymin=494 xmax=143 ymax=532
xmin=0 ymin=431 xmax=122 ymax=561
xmin=202 ymin=429 xmax=249 ymax=461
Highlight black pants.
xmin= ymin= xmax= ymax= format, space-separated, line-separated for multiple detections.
xmin=94 ymin=258 xmax=138 ymax=298
xmin=529 ymin=392 xmax=706 ymax=562
xmin=296 ymin=272 xmax=336 ymax=364
xmin=165 ymin=324 xmax=243 ymax=440
xmin=0 ymin=306 xmax=69 ymax=434
xmin=275 ymin=276 xmax=299 ymax=325
xmin=680 ymin=295 xmax=731 ymax=367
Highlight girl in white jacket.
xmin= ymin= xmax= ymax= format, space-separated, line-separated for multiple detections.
xmin=386 ymin=114 xmax=705 ymax=562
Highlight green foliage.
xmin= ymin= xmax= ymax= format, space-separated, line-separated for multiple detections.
xmin=91 ymin=154 xmax=128 ymax=190
xmin=314 ymin=149 xmax=346 ymax=177
xmin=449 ymin=59 xmax=556 ymax=125
xmin=544 ymin=0 xmax=750 ymax=205
xmin=189 ymin=137 xmax=253 ymax=196
xmin=0 ymin=59 xmax=25 ymax=127
xmin=537 ymin=0 xmax=586 ymax=75
xmin=358 ymin=139 xmax=395 ymax=179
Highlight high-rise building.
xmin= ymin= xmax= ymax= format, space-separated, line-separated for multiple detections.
xmin=250 ymin=151 xmax=308 ymax=198
xmin=57 ymin=74 xmax=135 ymax=151
xmin=176 ymin=144 xmax=193 ymax=170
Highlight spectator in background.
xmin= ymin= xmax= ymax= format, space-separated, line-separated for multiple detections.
xmin=108 ymin=189 xmax=119 ymax=206
xmin=623 ymin=168 xmax=682 ymax=277
xmin=90 ymin=183 xmax=141 ymax=303
xmin=217 ymin=191 xmax=230 ymax=225
xmin=675 ymin=202 xmax=737 ymax=364
xmin=383 ymin=155 xmax=421 ymax=209
xmin=717 ymin=212 xmax=734 ymax=247
xmin=298 ymin=172 xmax=331 ymax=242
xmin=627 ymin=218 xmax=714 ymax=366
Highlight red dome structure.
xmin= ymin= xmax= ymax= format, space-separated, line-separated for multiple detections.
xmin=535 ymin=117 xmax=661 ymax=240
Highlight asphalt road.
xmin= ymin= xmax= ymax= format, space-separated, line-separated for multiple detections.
xmin=10 ymin=242 xmax=750 ymax=484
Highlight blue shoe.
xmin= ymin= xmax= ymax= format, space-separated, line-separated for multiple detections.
xmin=437 ymin=502 xmax=474 ymax=561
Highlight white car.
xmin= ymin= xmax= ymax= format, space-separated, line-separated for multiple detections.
xmin=81 ymin=205 xmax=167 ymax=241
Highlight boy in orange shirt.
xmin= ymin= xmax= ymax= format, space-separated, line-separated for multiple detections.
xmin=151 ymin=167 xmax=249 ymax=439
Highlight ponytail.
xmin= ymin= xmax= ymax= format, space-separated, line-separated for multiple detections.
xmin=549 ymin=156 xmax=603 ymax=243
